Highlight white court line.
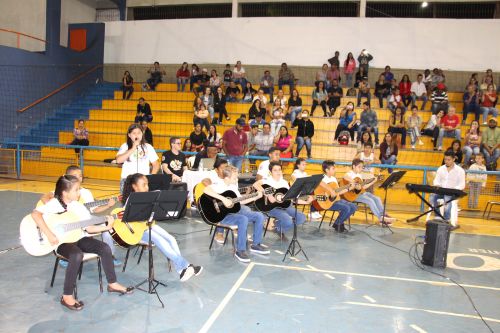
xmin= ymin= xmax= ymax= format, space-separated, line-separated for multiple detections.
xmin=306 ymin=265 xmax=317 ymax=270
xmin=199 ymin=262 xmax=255 ymax=333
xmin=343 ymin=283 xmax=355 ymax=291
xmin=274 ymin=250 xmax=284 ymax=255
xmin=323 ymin=274 xmax=335 ymax=280
xmin=239 ymin=288 xmax=264 ymax=294
xmin=410 ymin=324 xmax=428 ymax=333
xmin=363 ymin=295 xmax=377 ymax=303
xmin=253 ymin=262 xmax=500 ymax=291
xmin=270 ymin=292 xmax=316 ymax=300
xmin=345 ymin=301 xmax=500 ymax=324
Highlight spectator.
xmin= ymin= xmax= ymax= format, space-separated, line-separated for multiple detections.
xmin=357 ymin=49 xmax=373 ymax=73
xmin=379 ymin=133 xmax=398 ymax=173
xmin=430 ymin=68 xmax=445 ymax=91
xmin=135 ymin=97 xmax=153 ymax=123
xmin=194 ymin=69 xmax=210 ymax=95
xmin=463 ymin=84 xmax=480 ymax=124
xmin=291 ymin=158 xmax=309 ymax=183
xmin=483 ymin=69 xmax=494 ymax=84
xmin=357 ymin=131 xmax=373 ymax=152
xmin=246 ymin=124 xmax=259 ymax=155
xmin=327 ymin=79 xmax=343 ymax=116
xmin=145 ymin=61 xmax=165 ymax=91
xmin=161 ymin=137 xmax=187 ymax=182
xmin=437 ymin=106 xmax=461 ymax=151
xmin=467 ymin=153 xmax=487 ymax=209
xmin=270 ymin=109 xmax=286 ymax=137
xmin=192 ymin=143 xmax=219 ymax=170
xmin=356 ymin=142 xmax=379 ymax=194
xmin=176 ymin=62 xmax=190 ymax=92
xmin=193 ymin=100 xmax=210 ymax=132
xmin=278 ymin=63 xmax=295 ymax=91
xmin=209 ymin=69 xmax=221 ymax=93
xmin=374 ymin=74 xmax=390 ymax=108
xmin=200 ymin=87 xmax=215 ymax=119
xmin=288 ymin=89 xmax=303 ymax=125
xmin=399 ymin=75 xmax=412 ymax=107
xmin=431 ymin=83 xmax=449 ymax=114
xmin=388 ymin=107 xmax=407 ymax=148
xmin=249 ymin=99 xmax=264 ymax=120
xmin=443 ymin=140 xmax=463 ymax=165
xmin=122 ymin=71 xmax=134 ymax=100
xmin=225 ymin=81 xmax=240 ymax=102
xmin=189 ymin=123 xmax=207 ymax=152
xmin=480 ymin=76 xmax=497 ymax=93
xmin=242 ymin=82 xmax=257 ymax=103
xmin=387 ymin=78 xmax=398 ymax=96
xmin=411 ymin=74 xmax=428 ymax=110
xmin=70 ymin=119 xmax=89 ymax=153
xmin=189 ymin=64 xmax=200 ymax=91
xmin=343 ymin=52 xmax=356 ymax=88
xmin=269 ymin=98 xmax=282 ymax=119
xmin=222 ymin=64 xmax=232 ymax=87
xmin=383 ymin=66 xmax=394 ymax=83
xmin=335 ymin=103 xmax=357 ymax=142
xmin=182 ymin=138 xmax=192 ymax=152
xmin=214 ymin=86 xmax=229 ymax=123
xmin=208 ymin=124 xmax=222 ymax=148
xmin=480 ymin=84 xmax=498 ymax=125
xmin=293 ymin=110 xmax=314 ymax=159
xmin=311 ymin=81 xmax=329 ymax=117
xmin=140 ymin=120 xmax=153 ymax=146
xmin=274 ymin=125 xmax=294 ymax=158
xmin=273 ymin=89 xmax=288 ymax=109
xmin=254 ymin=123 xmax=275 ymax=156
xmin=327 ymin=51 xmax=340 ymax=68
xmin=358 ymin=102 xmax=379 ymax=146
xmin=249 ymin=114 xmax=265 ymax=128
xmin=407 ymin=106 xmax=424 ymax=149
xmin=463 ymin=120 xmax=482 ymax=166
xmin=481 ymin=118 xmax=500 ymax=170
xmin=387 ymin=88 xmax=405 ymax=114
xmin=354 ymin=67 xmax=367 ymax=88
xmin=327 ymin=64 xmax=341 ymax=88
xmin=222 ymin=118 xmax=248 ymax=170
xmin=422 ymin=110 xmax=445 ymax=150
xmin=468 ymin=76 xmax=479 ymax=92
xmin=232 ymin=60 xmax=247 ymax=88
xmin=423 ymin=69 xmax=432 ymax=93
xmin=316 ymin=64 xmax=329 ymax=88
xmin=357 ymin=77 xmax=371 ymax=107
xmin=253 ymin=89 xmax=269 ymax=111
xmin=259 ymin=70 xmax=275 ymax=101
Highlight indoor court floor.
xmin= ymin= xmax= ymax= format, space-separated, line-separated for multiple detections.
xmin=0 ymin=179 xmax=499 ymax=333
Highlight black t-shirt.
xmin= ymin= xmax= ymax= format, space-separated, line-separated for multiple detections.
xmin=225 ymin=86 xmax=241 ymax=96
xmin=288 ymin=96 xmax=302 ymax=107
xmin=327 ymin=86 xmax=343 ymax=99
xmin=161 ymin=150 xmax=187 ymax=177
xmin=190 ymin=131 xmax=207 ymax=146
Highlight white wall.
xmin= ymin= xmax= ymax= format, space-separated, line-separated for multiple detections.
xmin=0 ymin=0 xmax=46 ymax=52
xmin=60 ymin=0 xmax=96 ymax=47
xmin=104 ymin=17 xmax=500 ymax=71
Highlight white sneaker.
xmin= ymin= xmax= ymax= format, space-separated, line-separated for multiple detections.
xmin=309 ymin=212 xmax=322 ymax=219
xmin=418 ymin=139 xmax=424 ymax=145
xmin=180 ymin=266 xmax=195 ymax=282
xmin=411 ymin=145 xmax=416 ymax=149
xmin=437 ymin=146 xmax=443 ymax=151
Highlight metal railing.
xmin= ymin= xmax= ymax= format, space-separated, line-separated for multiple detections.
xmin=0 ymin=28 xmax=46 ymax=51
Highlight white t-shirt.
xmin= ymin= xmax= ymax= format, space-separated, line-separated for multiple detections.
xmin=253 ymin=95 xmax=268 ymax=107
xmin=322 ymin=175 xmax=339 ymax=185
xmin=257 ymin=160 xmax=271 ymax=178
xmin=209 ymin=181 xmax=241 ymax=198
xmin=273 ymin=96 xmax=287 ymax=109
xmin=292 ymin=170 xmax=308 ymax=179
xmin=36 ymin=198 xmax=92 ymax=239
xmin=359 ymin=152 xmax=375 ymax=173
xmin=345 ymin=170 xmax=362 ymax=180
xmin=207 ymin=170 xmax=223 ymax=186
xmin=264 ymin=177 xmax=289 ymax=190
xmin=233 ymin=67 xmax=245 ymax=78
xmin=80 ymin=187 xmax=94 ymax=204
xmin=117 ymin=143 xmax=159 ymax=179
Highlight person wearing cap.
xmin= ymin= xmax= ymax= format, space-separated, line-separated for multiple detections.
xmin=222 ymin=118 xmax=248 ymax=171
xmin=292 ymin=110 xmax=314 ymax=159
xmin=481 ymin=118 xmax=500 ymax=170
xmin=431 ymin=83 xmax=449 ymax=114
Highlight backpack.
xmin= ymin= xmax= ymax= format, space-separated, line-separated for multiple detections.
xmin=338 ymin=131 xmax=350 ymax=145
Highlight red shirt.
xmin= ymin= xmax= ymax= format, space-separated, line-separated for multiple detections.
xmin=222 ymin=127 xmax=248 ymax=156
xmin=482 ymin=92 xmax=497 ymax=108
xmin=176 ymin=69 xmax=190 ymax=78
xmin=399 ymin=82 xmax=411 ymax=96
xmin=441 ymin=114 xmax=460 ymax=129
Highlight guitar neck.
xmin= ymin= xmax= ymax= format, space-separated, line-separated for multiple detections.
xmin=84 ymin=196 xmax=117 ymax=209
xmin=230 ymin=191 xmax=260 ymax=204
xmin=61 ymin=216 xmax=108 ymax=233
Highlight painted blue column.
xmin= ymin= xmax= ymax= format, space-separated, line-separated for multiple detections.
xmin=45 ymin=0 xmax=61 ymax=56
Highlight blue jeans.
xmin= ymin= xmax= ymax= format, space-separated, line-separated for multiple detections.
xmin=219 ymin=205 xmax=265 ymax=251
xmin=227 ymin=155 xmax=244 ymax=171
xmin=239 ymin=205 xmax=265 ymax=245
xmin=355 ymin=192 xmax=385 ymax=220
xmin=330 ymin=200 xmax=357 ymax=226
xmin=289 ymin=106 xmax=302 ymax=125
xmin=357 ymin=125 xmax=379 ymax=144
xmin=381 ymin=155 xmax=397 ymax=173
xmin=429 ymin=194 xmax=453 ymax=220
xmin=463 ymin=146 xmax=480 ymax=165
xmin=268 ymin=205 xmax=306 ymax=233
xmin=463 ymin=104 xmax=480 ymax=122
xmin=411 ymin=94 xmax=428 ymax=110
xmin=437 ymin=128 xmax=461 ymax=148
xmin=295 ymin=136 xmax=312 ymax=157
xmin=482 ymin=147 xmax=500 ymax=165
xmin=278 ymin=78 xmax=294 ymax=91
xmin=233 ymin=78 xmax=247 ymax=89
xmin=142 ymin=225 xmax=189 ymax=274
xmin=260 ymin=86 xmax=274 ymax=101
xmin=481 ymin=107 xmax=498 ymax=123
xmin=431 ymin=103 xmax=448 ymax=114
xmin=177 ymin=77 xmax=188 ymax=91
xmin=344 ymin=73 xmax=353 ymax=88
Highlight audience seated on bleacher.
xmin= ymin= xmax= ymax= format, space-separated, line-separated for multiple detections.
xmin=480 ymin=84 xmax=498 ymax=124
xmin=357 ymin=131 xmax=373 ymax=152
xmin=190 ymin=123 xmax=207 ymax=152
xmin=357 ymin=49 xmax=373 ymax=73
xmin=335 ymin=103 xmax=357 ymax=142
xmin=274 ymin=125 xmax=294 ymax=159
xmin=383 ymin=65 xmax=394 ymax=83
xmin=316 ymin=64 xmax=328 ymax=88
xmin=135 ymin=97 xmax=153 ymax=123
xmin=189 ymin=64 xmax=200 ymax=92
xmin=140 ymin=120 xmax=153 ymax=146
xmin=431 ymin=83 xmax=449 ymax=114
xmin=388 ymin=107 xmax=407 ymax=148
xmin=293 ymin=110 xmax=314 ymax=159
xmin=467 ymin=75 xmax=479 ymax=92
xmin=200 ymin=87 xmax=215 ymax=119
xmin=463 ymin=120 xmax=481 ymax=166
xmin=357 ymin=77 xmax=371 ymax=107
xmin=269 ymin=99 xmax=282 ymax=119
xmin=254 ymin=123 xmax=274 ymax=156
xmin=225 ymin=81 xmax=240 ymax=102
xmin=249 ymin=114 xmax=265 ymax=129
xmin=311 ymin=81 xmax=329 ymax=117
xmin=259 ymin=70 xmax=275 ymax=101
xmin=462 ymin=84 xmax=480 ymax=124
xmin=214 ymin=87 xmax=229 ymax=123
xmin=121 ymin=71 xmax=134 ymax=100
xmin=430 ymin=68 xmax=446 ymax=91
xmin=209 ymin=70 xmax=221 ymax=93
xmin=176 ymin=62 xmax=190 ymax=92
xmin=222 ymin=64 xmax=232 ymax=88
xmin=437 ymin=106 xmax=461 ymax=151
xmin=422 ymin=110 xmax=444 ymax=150
xmin=144 ymin=61 xmax=166 ymax=91
xmin=481 ymin=118 xmax=500 ymax=170
xmin=207 ymin=124 xmax=222 ymax=148
xmin=232 ymin=61 xmax=247 ymax=88
xmin=354 ymin=67 xmax=367 ymax=88
xmin=196 ymin=69 xmax=210 ymax=93
xmin=278 ymin=62 xmax=295 ymax=91
xmin=242 ymin=82 xmax=257 ymax=103
xmin=358 ymin=102 xmax=379 ymax=146
xmin=327 ymin=64 xmax=341 ymax=88
xmin=70 ymin=119 xmax=89 ymax=153
xmin=161 ymin=136 xmax=187 ymax=182
xmin=253 ymin=89 xmax=269 ymax=111
xmin=423 ymin=69 xmax=432 ymax=92
xmin=399 ymin=75 xmax=412 ymax=108
xmin=411 ymin=74 xmax=428 ymax=110
xmin=343 ymin=52 xmax=356 ymax=88
xmin=442 ymin=140 xmax=463 ymax=165
xmin=407 ymin=106 xmax=424 ymax=149
xmin=273 ymin=89 xmax=288 ymax=109
xmin=388 ymin=87 xmax=405 ymax=114
xmin=379 ymin=133 xmax=398 ymax=173
xmin=193 ymin=99 xmax=210 ymax=132
xmin=182 ymin=138 xmax=192 ymax=152
xmin=248 ymin=99 xmax=263 ymax=120
xmin=327 ymin=79 xmax=343 ymax=116
xmin=374 ymin=74 xmax=390 ymax=109
xmin=480 ymin=76 xmax=496 ymax=93
xmin=288 ymin=89 xmax=303 ymax=124
xmin=270 ymin=110 xmax=286 ymax=137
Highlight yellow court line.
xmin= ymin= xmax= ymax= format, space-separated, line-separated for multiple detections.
xmin=345 ymin=301 xmax=500 ymax=324
xmin=253 ymin=262 xmax=500 ymax=291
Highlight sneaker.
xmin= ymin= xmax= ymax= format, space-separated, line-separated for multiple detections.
xmin=235 ymin=251 xmax=251 ymax=263
xmin=411 ymin=145 xmax=416 ymax=150
xmin=190 ymin=201 xmax=197 ymax=210
xmin=437 ymin=146 xmax=443 ymax=151
xmin=113 ymin=257 xmax=122 ymax=266
xmin=250 ymin=244 xmax=270 ymax=255
xmin=333 ymin=224 xmax=341 ymax=232
xmin=179 ymin=265 xmax=195 ymax=282
xmin=59 ymin=259 xmax=68 ymax=268
xmin=189 ymin=264 xmax=203 ymax=276
xmin=214 ymin=232 xmax=225 ymax=244
xmin=418 ymin=139 xmax=424 ymax=145
xmin=340 ymin=224 xmax=347 ymax=232
xmin=311 ymin=211 xmax=322 ymax=219
xmin=450 ymin=225 xmax=460 ymax=231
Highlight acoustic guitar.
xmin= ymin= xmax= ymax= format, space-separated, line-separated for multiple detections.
xmin=108 ymin=207 xmax=154 ymax=248
xmin=36 ymin=196 xmax=121 ymax=210
xmin=193 ymin=183 xmax=253 ymax=205
xmin=341 ymin=176 xmax=382 ymax=202
xmin=255 ymin=184 xmax=330 ymax=212
xmin=312 ymin=182 xmax=352 ymax=211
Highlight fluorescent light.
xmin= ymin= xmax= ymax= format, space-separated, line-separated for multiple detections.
xmin=422 ymin=2 xmax=428 ymax=8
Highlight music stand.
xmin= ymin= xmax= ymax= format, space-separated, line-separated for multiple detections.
xmin=376 ymin=170 xmax=406 ymax=233
xmin=281 ymin=174 xmax=323 ymax=262
xmin=146 ymin=174 xmax=172 ymax=191
xmin=122 ymin=190 xmax=186 ymax=308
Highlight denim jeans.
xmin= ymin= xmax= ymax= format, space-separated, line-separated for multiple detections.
xmin=463 ymin=104 xmax=480 ymax=122
xmin=463 ymin=146 xmax=480 ymax=165
xmin=142 ymin=225 xmax=189 ymax=274
xmin=482 ymin=147 xmax=500 ymax=165
xmin=177 ymin=77 xmax=188 ymax=92
xmin=260 ymin=86 xmax=274 ymax=101
xmin=289 ymin=106 xmax=302 ymax=125
xmin=357 ymin=125 xmax=379 ymax=144
xmin=437 ymin=128 xmax=461 ymax=148
xmin=295 ymin=136 xmax=312 ymax=157
xmin=381 ymin=155 xmax=397 ymax=173
xmin=429 ymin=194 xmax=453 ymax=220
xmin=431 ymin=103 xmax=448 ymax=114
xmin=411 ymin=94 xmax=428 ymax=110
xmin=227 ymin=155 xmax=244 ymax=171
xmin=268 ymin=205 xmax=306 ymax=233
xmin=408 ymin=127 xmax=421 ymax=145
xmin=481 ymin=107 xmax=498 ymax=123
xmin=330 ymin=200 xmax=357 ymax=225
xmin=355 ymin=192 xmax=385 ymax=220
xmin=219 ymin=211 xmax=248 ymax=252
xmin=239 ymin=205 xmax=265 ymax=245
xmin=357 ymin=92 xmax=371 ymax=106
xmin=278 ymin=78 xmax=294 ymax=91
xmin=374 ymin=92 xmax=388 ymax=108
xmin=344 ymin=73 xmax=353 ymax=88
xmin=233 ymin=78 xmax=247 ymax=89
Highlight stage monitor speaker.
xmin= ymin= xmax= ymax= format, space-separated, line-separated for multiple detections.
xmin=421 ymin=220 xmax=451 ymax=268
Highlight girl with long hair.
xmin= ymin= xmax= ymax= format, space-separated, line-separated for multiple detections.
xmin=379 ymin=133 xmax=398 ymax=173
xmin=122 ymin=71 xmax=134 ymax=99
xmin=463 ymin=120 xmax=482 ymax=166
xmin=343 ymin=52 xmax=356 ymax=88
xmin=176 ymin=62 xmax=190 ymax=92
xmin=311 ymin=81 xmax=328 ymax=117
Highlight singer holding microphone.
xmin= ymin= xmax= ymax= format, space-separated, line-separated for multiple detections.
xmin=116 ymin=123 xmax=160 ymax=193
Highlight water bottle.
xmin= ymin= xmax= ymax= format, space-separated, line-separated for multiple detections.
xmin=242 ymin=154 xmax=250 ymax=174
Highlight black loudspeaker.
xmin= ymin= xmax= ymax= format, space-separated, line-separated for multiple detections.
xmin=421 ymin=220 xmax=451 ymax=268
